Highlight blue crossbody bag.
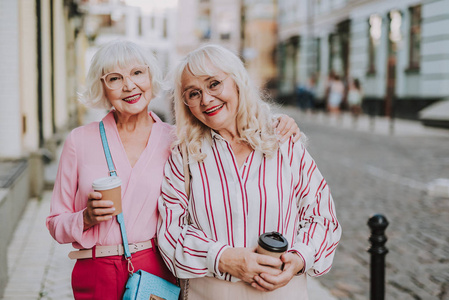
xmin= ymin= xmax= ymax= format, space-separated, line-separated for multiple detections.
xmin=99 ymin=121 xmax=181 ymax=300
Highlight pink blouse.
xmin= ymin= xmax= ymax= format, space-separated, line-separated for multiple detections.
xmin=46 ymin=111 xmax=174 ymax=249
xmin=158 ymin=132 xmax=341 ymax=281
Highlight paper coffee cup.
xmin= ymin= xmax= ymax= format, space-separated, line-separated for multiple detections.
xmin=92 ymin=176 xmax=122 ymax=215
xmin=257 ymin=231 xmax=289 ymax=262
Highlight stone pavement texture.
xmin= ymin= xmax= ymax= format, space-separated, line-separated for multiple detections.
xmin=2 ymin=107 xmax=338 ymax=300
xmin=3 ymin=192 xmax=75 ymax=300
xmin=275 ymin=106 xmax=449 ymax=299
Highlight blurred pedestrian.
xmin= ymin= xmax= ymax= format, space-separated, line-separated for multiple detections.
xmin=305 ymin=75 xmax=317 ymax=113
xmin=323 ymin=71 xmax=335 ymax=111
xmin=296 ymin=76 xmax=316 ymax=113
xmin=157 ymin=44 xmax=341 ymax=299
xmin=347 ymin=78 xmax=363 ymax=126
xmin=296 ymin=83 xmax=308 ymax=110
xmin=327 ymin=74 xmax=344 ymax=116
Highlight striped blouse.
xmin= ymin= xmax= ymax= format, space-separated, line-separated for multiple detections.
xmin=157 ymin=131 xmax=341 ymax=282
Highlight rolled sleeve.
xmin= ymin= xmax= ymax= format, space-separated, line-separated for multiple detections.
xmin=207 ymin=243 xmax=229 ymax=278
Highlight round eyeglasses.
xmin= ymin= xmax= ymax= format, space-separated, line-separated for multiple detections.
xmin=101 ymin=65 xmax=150 ymax=90
xmin=182 ymin=76 xmax=228 ymax=107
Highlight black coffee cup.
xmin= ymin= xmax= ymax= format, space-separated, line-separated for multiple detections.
xmin=257 ymin=231 xmax=288 ymax=262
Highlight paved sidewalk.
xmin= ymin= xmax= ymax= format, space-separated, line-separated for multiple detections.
xmin=276 ymin=106 xmax=449 ymax=138
xmin=3 ymin=192 xmax=74 ymax=300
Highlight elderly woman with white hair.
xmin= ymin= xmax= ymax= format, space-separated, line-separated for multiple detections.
xmin=46 ymin=40 xmax=300 ymax=299
xmin=157 ymin=44 xmax=342 ymax=299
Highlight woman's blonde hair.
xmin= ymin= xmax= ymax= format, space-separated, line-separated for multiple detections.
xmin=80 ymin=40 xmax=162 ymax=109
xmin=172 ymin=44 xmax=278 ymax=162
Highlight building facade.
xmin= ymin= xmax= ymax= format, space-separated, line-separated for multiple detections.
xmin=277 ymin=0 xmax=449 ymax=119
xmin=0 ymin=0 xmax=84 ymax=159
xmin=175 ymin=0 xmax=242 ymax=58
xmin=242 ymin=0 xmax=278 ymax=92
xmin=0 ymin=0 xmax=85 ymax=296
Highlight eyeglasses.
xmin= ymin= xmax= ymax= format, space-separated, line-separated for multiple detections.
xmin=182 ymin=76 xmax=228 ymax=107
xmin=101 ymin=65 xmax=150 ymax=90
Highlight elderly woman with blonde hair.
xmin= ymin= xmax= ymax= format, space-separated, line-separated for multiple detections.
xmin=157 ymin=44 xmax=342 ymax=299
xmin=46 ymin=40 xmax=300 ymax=299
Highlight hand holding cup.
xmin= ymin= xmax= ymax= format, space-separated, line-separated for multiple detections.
xmin=256 ymin=231 xmax=288 ymax=267
xmin=253 ymin=231 xmax=305 ymax=292
xmin=83 ymin=177 xmax=122 ymax=230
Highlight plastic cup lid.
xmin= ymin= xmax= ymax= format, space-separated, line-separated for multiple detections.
xmin=258 ymin=231 xmax=288 ymax=252
xmin=92 ymin=176 xmax=122 ymax=190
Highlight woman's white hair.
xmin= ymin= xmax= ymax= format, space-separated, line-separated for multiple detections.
xmin=172 ymin=44 xmax=278 ymax=162
xmin=80 ymin=40 xmax=162 ymax=109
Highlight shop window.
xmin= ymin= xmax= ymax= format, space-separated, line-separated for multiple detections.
xmin=368 ymin=14 xmax=382 ymax=74
xmin=220 ymin=33 xmax=231 ymax=40
xmin=408 ymin=5 xmax=421 ymax=71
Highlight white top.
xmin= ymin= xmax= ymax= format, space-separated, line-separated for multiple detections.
xmin=157 ymin=132 xmax=342 ymax=282
xmin=347 ymin=89 xmax=363 ymax=106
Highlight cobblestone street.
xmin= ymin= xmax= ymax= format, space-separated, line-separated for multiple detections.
xmin=279 ymin=108 xmax=449 ymax=299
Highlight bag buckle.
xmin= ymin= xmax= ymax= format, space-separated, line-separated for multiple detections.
xmin=126 ymin=257 xmax=135 ymax=276
xmin=129 ymin=243 xmax=139 ymax=253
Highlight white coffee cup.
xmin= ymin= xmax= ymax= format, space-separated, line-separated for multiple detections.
xmin=92 ymin=176 xmax=122 ymax=215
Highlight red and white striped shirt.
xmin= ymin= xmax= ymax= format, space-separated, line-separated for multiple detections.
xmin=157 ymin=131 xmax=341 ymax=281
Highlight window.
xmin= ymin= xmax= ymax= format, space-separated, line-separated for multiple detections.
xmin=163 ymin=17 xmax=167 ymax=38
xmin=197 ymin=10 xmax=211 ymax=40
xmin=218 ymin=12 xmax=232 ymax=41
xmin=408 ymin=5 xmax=421 ymax=70
xmin=138 ymin=15 xmax=142 ymax=36
xmin=220 ymin=33 xmax=230 ymax=40
xmin=329 ymin=33 xmax=342 ymax=75
xmin=368 ymin=14 xmax=382 ymax=74
xmin=315 ymin=38 xmax=321 ymax=74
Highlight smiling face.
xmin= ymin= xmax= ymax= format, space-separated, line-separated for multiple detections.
xmin=181 ymin=65 xmax=240 ymax=137
xmin=103 ymin=62 xmax=152 ymax=118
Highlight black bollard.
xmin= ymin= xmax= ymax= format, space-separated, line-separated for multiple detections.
xmin=367 ymin=214 xmax=389 ymax=300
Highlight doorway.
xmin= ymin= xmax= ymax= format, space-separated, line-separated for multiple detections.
xmin=385 ymin=10 xmax=401 ymax=117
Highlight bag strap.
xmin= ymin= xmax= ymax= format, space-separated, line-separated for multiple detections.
xmin=180 ymin=144 xmax=191 ymax=299
xmin=99 ymin=121 xmax=132 ymax=261
xmin=100 ymin=121 xmax=117 ymax=177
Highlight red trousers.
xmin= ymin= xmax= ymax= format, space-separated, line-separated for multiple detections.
xmin=71 ymin=245 xmax=176 ymax=299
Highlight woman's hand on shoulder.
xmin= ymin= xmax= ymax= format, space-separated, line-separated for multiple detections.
xmin=83 ymin=192 xmax=115 ymax=231
xmin=218 ymin=247 xmax=282 ymax=284
xmin=252 ymin=251 xmax=305 ymax=292
xmin=274 ymin=114 xmax=301 ymax=143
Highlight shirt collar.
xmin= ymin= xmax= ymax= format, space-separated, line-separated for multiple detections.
xmin=210 ymin=130 xmax=225 ymax=141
